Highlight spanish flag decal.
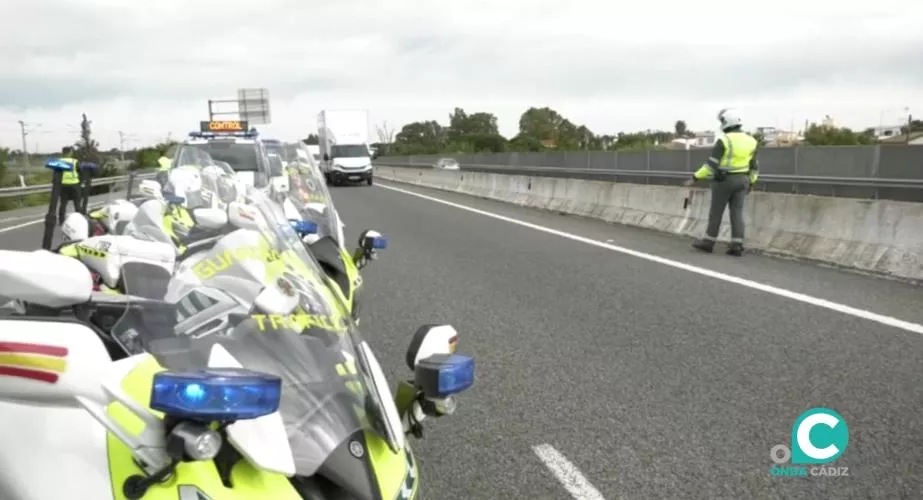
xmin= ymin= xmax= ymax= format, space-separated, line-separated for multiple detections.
xmin=0 ymin=341 xmax=69 ymax=383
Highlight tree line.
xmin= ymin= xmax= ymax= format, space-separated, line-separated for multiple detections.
xmin=307 ymin=106 xmax=921 ymax=157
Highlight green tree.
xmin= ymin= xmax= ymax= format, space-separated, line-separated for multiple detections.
xmin=674 ymin=120 xmax=687 ymax=138
xmin=74 ymin=113 xmax=100 ymax=164
xmin=506 ymin=134 xmax=544 ymax=152
xmin=804 ymin=123 xmax=875 ymax=146
xmin=303 ymin=134 xmax=319 ymax=145
xmin=448 ymin=107 xmax=500 ymax=138
xmin=392 ymin=120 xmax=447 ymax=154
xmin=518 ymin=107 xmax=565 ymax=143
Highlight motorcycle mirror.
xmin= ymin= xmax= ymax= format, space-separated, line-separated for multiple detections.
xmin=404 ymin=324 xmax=459 ymax=371
xmin=254 ymin=283 xmax=298 ymax=316
xmin=271 ymin=176 xmax=289 ymax=194
xmin=227 ymin=201 xmax=259 ymax=230
xmin=138 ymin=179 xmax=163 ymax=200
xmin=358 ymin=229 xmax=387 ymax=252
xmin=192 ymin=208 xmax=228 ymax=230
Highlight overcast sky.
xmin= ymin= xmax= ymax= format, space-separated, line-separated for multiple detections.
xmin=1 ymin=0 xmax=921 ymax=151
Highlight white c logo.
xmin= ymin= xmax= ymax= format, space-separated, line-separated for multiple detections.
xmin=796 ymin=413 xmax=840 ymax=460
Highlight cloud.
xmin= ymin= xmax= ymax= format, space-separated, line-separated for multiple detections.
xmin=1 ymin=0 xmax=921 ymax=149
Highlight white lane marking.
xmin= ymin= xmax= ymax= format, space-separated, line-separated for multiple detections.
xmin=377 ymin=183 xmax=923 ymax=335
xmin=532 ymin=444 xmax=607 ymax=500
xmin=0 ymin=202 xmax=108 ymax=234
xmin=0 ymin=218 xmax=44 ymax=233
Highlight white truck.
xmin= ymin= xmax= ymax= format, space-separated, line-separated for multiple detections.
xmin=317 ymin=109 xmax=374 ymax=186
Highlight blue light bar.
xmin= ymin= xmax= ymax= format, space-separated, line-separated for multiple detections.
xmin=289 ymin=219 xmax=317 ymax=235
xmin=150 ymin=368 xmax=282 ymax=422
xmin=165 ymin=195 xmax=186 ymax=205
xmin=415 ymin=354 xmax=475 ymax=398
xmin=370 ymin=236 xmax=387 ymax=250
xmin=435 ymin=355 xmax=474 ymax=396
xmin=188 ymin=130 xmax=258 ymax=139
xmin=45 ymin=159 xmax=74 ymax=171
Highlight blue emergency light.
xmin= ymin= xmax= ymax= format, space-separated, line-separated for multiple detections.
xmin=188 ymin=130 xmax=258 ymax=139
xmin=45 ymin=159 xmax=74 ymax=171
xmin=414 ymin=354 xmax=475 ymax=399
xmin=369 ymin=236 xmax=388 ymax=250
xmin=289 ymin=219 xmax=317 ymax=235
xmin=150 ymin=368 xmax=282 ymax=422
xmin=165 ymin=195 xmax=185 ymax=205
xmin=80 ymin=162 xmax=99 ymax=170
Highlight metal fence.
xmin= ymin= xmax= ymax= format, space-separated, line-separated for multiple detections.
xmin=378 ymin=144 xmax=923 ymax=202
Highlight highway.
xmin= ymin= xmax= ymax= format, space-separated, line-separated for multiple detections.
xmin=1 ymin=182 xmax=921 ymax=498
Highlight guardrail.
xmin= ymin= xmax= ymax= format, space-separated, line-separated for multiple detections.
xmin=0 ymin=172 xmax=155 ymax=199
xmin=374 ymin=160 xmax=923 ymax=202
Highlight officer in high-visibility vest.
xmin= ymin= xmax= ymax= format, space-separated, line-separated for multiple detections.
xmin=57 ymin=146 xmax=82 ymax=225
xmin=155 ymin=154 xmax=172 ymax=187
xmin=683 ymin=108 xmax=760 ymax=256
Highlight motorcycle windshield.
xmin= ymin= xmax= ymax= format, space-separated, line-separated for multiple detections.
xmin=287 ymin=164 xmax=339 ymax=241
xmin=110 ymin=188 xmax=400 ymax=477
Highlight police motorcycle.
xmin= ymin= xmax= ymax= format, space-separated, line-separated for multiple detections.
xmin=0 ymin=188 xmax=474 ymax=499
xmin=0 ymin=253 xmax=308 ymax=498
xmin=84 ymin=177 xmax=165 ymax=237
xmin=48 ymin=164 xmax=239 ymax=294
xmin=138 ymin=188 xmax=476 ymax=499
xmin=281 ymin=162 xmax=385 ymax=324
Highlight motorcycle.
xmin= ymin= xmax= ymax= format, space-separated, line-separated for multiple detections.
xmin=281 ymin=164 xmax=386 ymax=324
xmin=83 ymin=177 xmax=164 ymax=237
xmin=0 ymin=189 xmax=477 ymax=499
xmin=0 ymin=248 xmax=308 ymax=499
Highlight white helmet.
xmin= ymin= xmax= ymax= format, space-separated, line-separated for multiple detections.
xmin=717 ymin=108 xmax=743 ymax=130
xmin=61 ymin=212 xmax=89 ymax=242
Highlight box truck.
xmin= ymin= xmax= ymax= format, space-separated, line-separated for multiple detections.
xmin=317 ymin=109 xmax=374 ymax=186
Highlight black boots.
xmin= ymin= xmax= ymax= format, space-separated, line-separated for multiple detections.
xmin=692 ymin=239 xmax=714 ymax=253
xmin=692 ymin=239 xmax=743 ymax=256
xmin=726 ymin=242 xmax=743 ymax=257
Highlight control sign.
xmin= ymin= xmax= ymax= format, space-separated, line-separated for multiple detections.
xmin=200 ymin=120 xmax=249 ymax=132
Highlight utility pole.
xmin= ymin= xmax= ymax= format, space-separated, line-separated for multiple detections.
xmin=17 ymin=120 xmax=30 ymax=168
xmin=118 ymin=130 xmax=126 ymax=160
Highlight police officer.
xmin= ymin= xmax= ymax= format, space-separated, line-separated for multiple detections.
xmin=683 ymin=108 xmax=760 ymax=256
xmin=155 ymin=154 xmax=172 ymax=187
xmin=57 ymin=146 xmax=82 ymax=224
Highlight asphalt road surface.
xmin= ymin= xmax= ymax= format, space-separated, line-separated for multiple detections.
xmin=2 ymin=181 xmax=921 ymax=499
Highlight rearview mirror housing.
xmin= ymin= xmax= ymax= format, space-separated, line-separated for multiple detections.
xmin=271 ymin=176 xmax=289 ymax=194
xmin=137 ymin=179 xmax=163 ymax=200
xmin=405 ymin=324 xmax=458 ymax=371
xmin=254 ymin=283 xmax=298 ymax=315
xmin=227 ymin=201 xmax=259 ymax=230
xmin=192 ymin=207 xmax=228 ymax=230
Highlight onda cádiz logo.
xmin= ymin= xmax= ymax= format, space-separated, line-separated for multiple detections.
xmin=769 ymin=407 xmax=850 ymax=478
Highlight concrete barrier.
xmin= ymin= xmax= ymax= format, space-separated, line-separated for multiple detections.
xmin=375 ymin=166 xmax=923 ymax=282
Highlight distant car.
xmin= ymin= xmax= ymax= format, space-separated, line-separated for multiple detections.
xmin=434 ymin=158 xmax=460 ymax=170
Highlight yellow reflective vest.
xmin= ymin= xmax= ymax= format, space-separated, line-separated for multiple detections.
xmin=59 ymin=157 xmax=80 ymax=185
xmin=693 ymin=132 xmax=759 ymax=183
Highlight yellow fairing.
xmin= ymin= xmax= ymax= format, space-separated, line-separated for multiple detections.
xmin=366 ymin=432 xmax=420 ymax=500
xmin=336 ymin=361 xmax=419 ymax=499
xmin=105 ymin=356 xmax=302 ymax=499
xmin=338 ymin=246 xmax=361 ymax=310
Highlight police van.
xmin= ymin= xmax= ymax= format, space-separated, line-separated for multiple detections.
xmin=172 ymin=120 xmax=285 ymax=192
